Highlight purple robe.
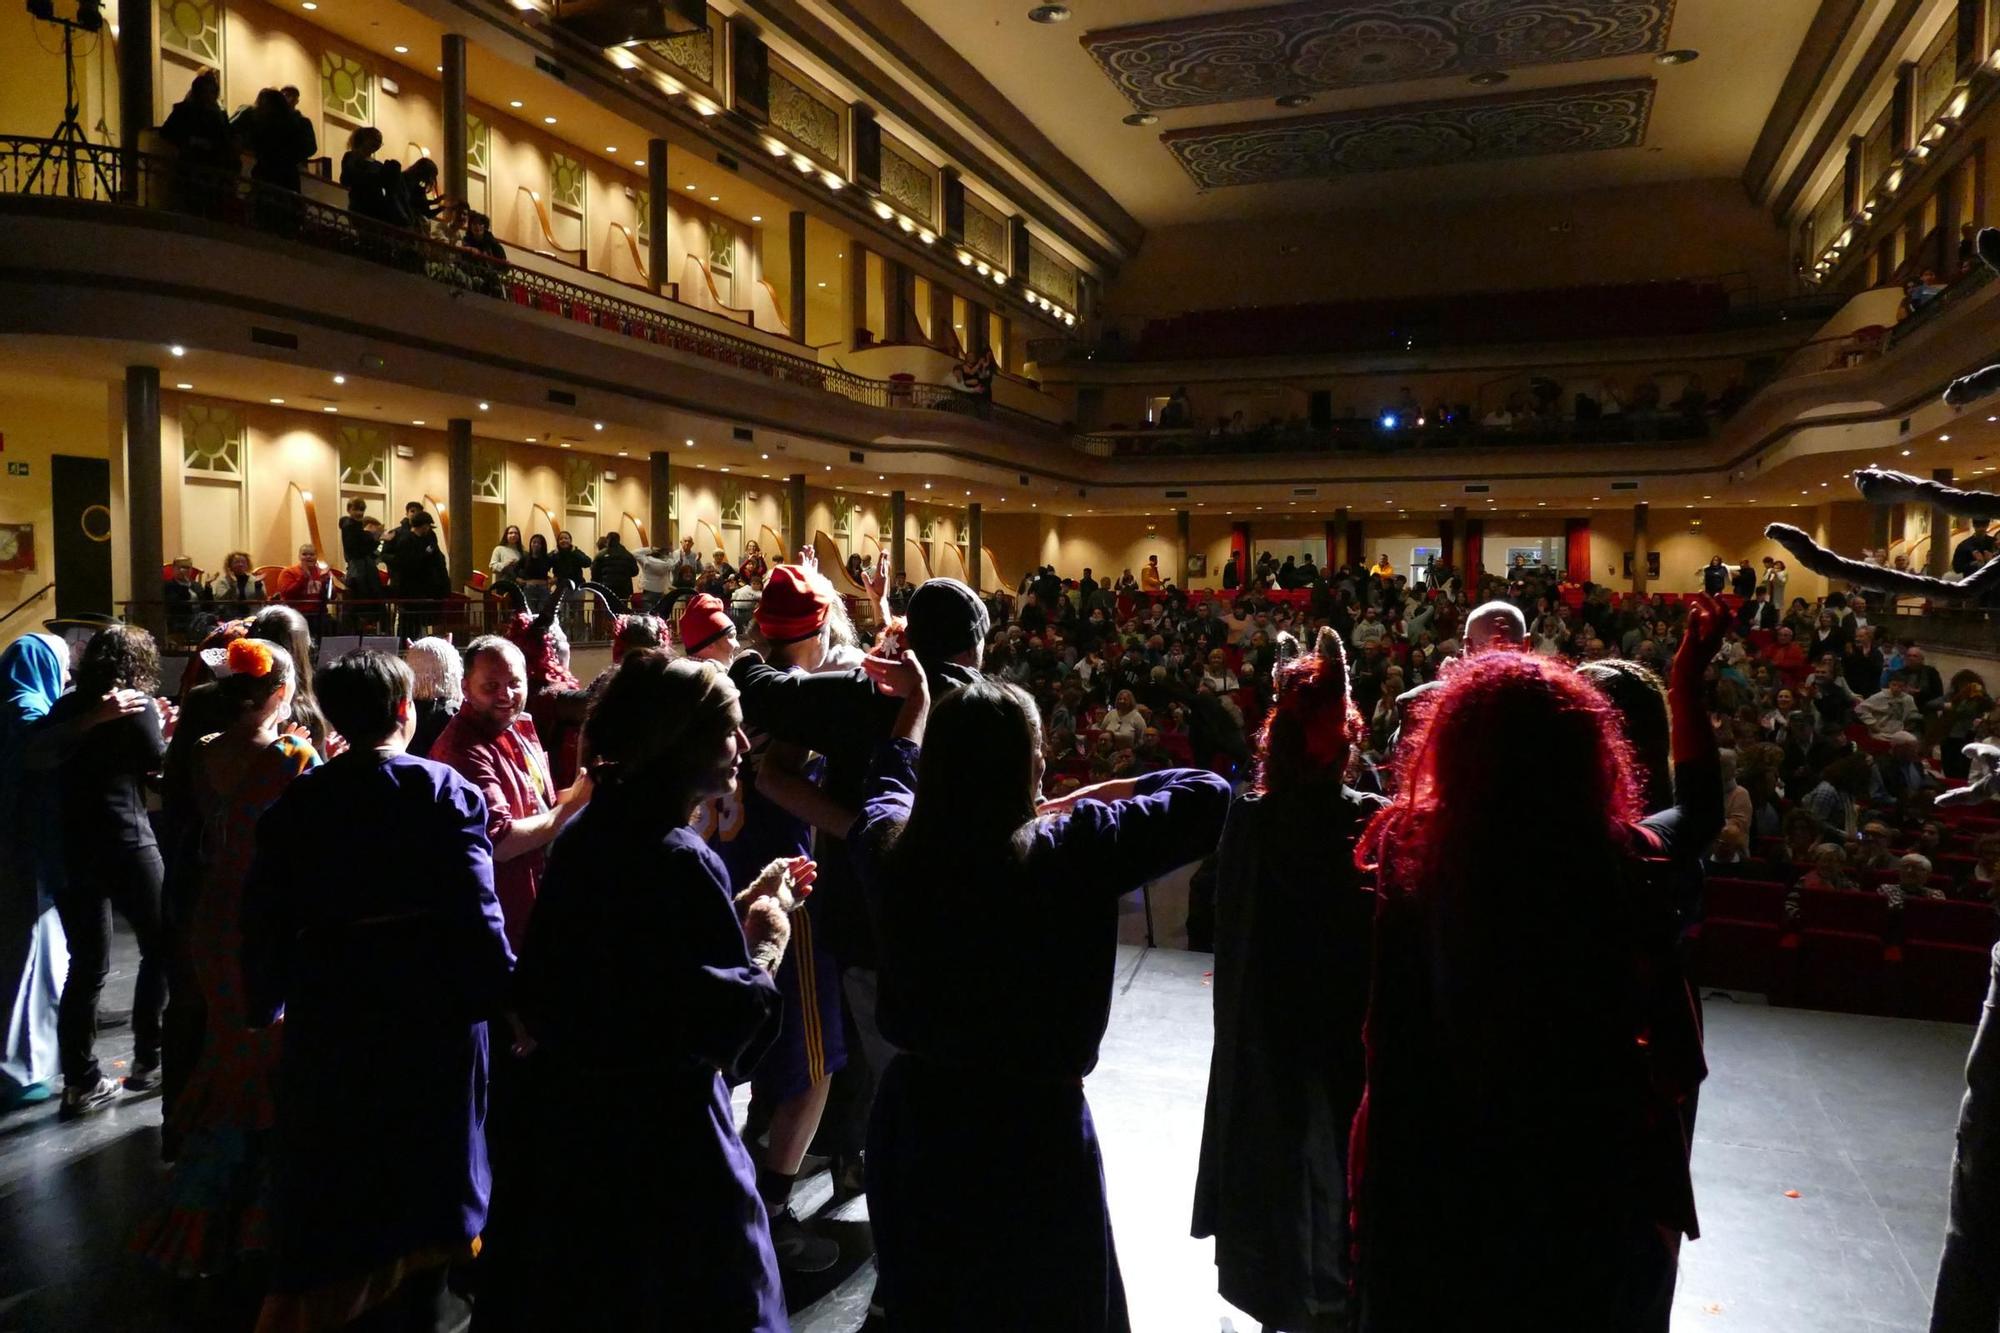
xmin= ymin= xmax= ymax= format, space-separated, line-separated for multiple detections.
xmin=242 ymin=751 xmax=514 ymax=1292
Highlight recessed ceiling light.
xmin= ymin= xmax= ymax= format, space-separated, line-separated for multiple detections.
xmin=560 ymin=442 xmax=570 ymax=449
xmin=685 ymin=438 xmax=694 ymax=446
xmin=174 ymin=382 xmax=192 ymax=389
xmin=618 ymin=450 xmax=628 ymax=456
xmin=168 ymin=344 xmax=184 ymax=356
xmin=1902 ymin=448 xmax=1913 ymax=456
xmin=1941 ymin=434 xmax=1952 ymax=441
xmin=1122 ymin=112 xmax=1158 ymax=127
xmin=719 ymin=467 xmax=730 ymax=473
xmin=269 ymin=397 xmax=285 ymax=404
xmin=544 ymin=116 xmax=557 ymax=124
xmin=509 ymin=100 xmax=523 ymax=108
xmin=605 ymin=146 xmax=617 ymax=153
xmin=412 ymin=419 xmax=425 ymax=426
xmin=332 ymin=373 xmax=346 ymax=384
xmin=634 ymin=159 xmax=646 ymax=166
xmin=393 ymin=44 xmax=408 ymax=53
xmin=760 ymin=452 xmax=770 ymax=460
xmin=817 ymin=281 xmax=827 ymax=287
xmin=1275 ymin=93 xmax=1312 ymax=108
xmin=709 ymin=194 xmax=719 ymax=202
xmin=685 ymin=184 xmax=696 ymax=191
xmin=1655 ymin=49 xmax=1700 ymax=65
xmin=1028 ymin=3 xmax=1070 ymax=21
xmin=323 ymin=406 xmax=338 ymax=413
xmin=593 ymin=422 xmax=604 ymax=431
xmin=750 ymin=214 xmax=762 ymax=222
xmin=300 ymin=2 xmax=315 ymax=9
xmin=1468 ymin=70 xmax=1508 ymax=86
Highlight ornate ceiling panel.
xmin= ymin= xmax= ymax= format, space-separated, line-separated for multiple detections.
xmin=1082 ymin=0 xmax=1677 ymax=112
xmin=1163 ymin=78 xmax=1654 ymax=188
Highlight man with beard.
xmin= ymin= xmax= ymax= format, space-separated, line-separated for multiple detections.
xmin=429 ymin=637 xmax=591 ymax=948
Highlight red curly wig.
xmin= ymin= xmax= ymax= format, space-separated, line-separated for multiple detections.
xmin=1254 ymin=629 xmax=1363 ymax=794
xmin=1357 ymin=650 xmax=1642 ymax=897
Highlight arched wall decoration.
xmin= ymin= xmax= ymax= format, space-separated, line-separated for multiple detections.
xmin=1082 ymin=0 xmax=1676 ymax=112
xmin=1162 ymin=78 xmax=1654 ymax=188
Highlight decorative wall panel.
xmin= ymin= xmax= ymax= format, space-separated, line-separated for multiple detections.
xmin=770 ymin=68 xmax=842 ymax=163
xmin=319 ymin=51 xmax=371 ymax=125
xmin=472 ymin=441 xmax=504 ymax=501
xmin=880 ymin=138 xmax=935 ymax=223
xmin=564 ymin=457 xmax=599 ymax=510
xmin=646 ymin=25 xmax=715 ymax=85
xmin=1164 ymin=78 xmax=1654 ymax=187
xmin=465 ymin=112 xmax=489 ymax=177
xmin=1027 ymin=240 xmax=1077 ymax=307
xmin=963 ymin=194 xmax=1008 ymax=267
xmin=159 ymin=0 xmax=221 ymax=65
xmin=336 ymin=425 xmax=389 ymax=489
xmin=549 ymin=151 xmax=585 ymax=212
xmin=180 ymin=403 xmax=243 ymax=475
xmin=1084 ymin=0 xmax=1675 ymax=111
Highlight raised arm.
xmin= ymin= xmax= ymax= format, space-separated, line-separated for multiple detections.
xmin=1059 ymin=767 xmax=1233 ymax=897
xmin=730 ymin=653 xmax=882 ymax=755
xmin=1641 ymin=592 xmax=1726 ymax=854
xmin=1765 ymin=523 xmax=2000 ymax=602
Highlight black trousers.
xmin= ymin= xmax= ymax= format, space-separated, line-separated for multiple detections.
xmin=56 ymin=849 xmax=167 ymax=1087
xmin=1932 ymin=944 xmax=2000 ymax=1332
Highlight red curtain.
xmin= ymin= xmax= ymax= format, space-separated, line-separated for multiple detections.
xmin=1229 ymin=523 xmax=1250 ymax=585
xmin=1437 ymin=519 xmax=1455 ymax=572
xmin=1464 ymin=519 xmax=1484 ymax=577
xmin=1564 ymin=517 xmax=1590 ymax=581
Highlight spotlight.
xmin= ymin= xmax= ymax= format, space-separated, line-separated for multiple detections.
xmin=1379 ymin=413 xmax=1399 ymax=430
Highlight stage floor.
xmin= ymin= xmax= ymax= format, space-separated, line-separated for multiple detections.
xmin=0 ymin=938 xmax=1974 ymax=1332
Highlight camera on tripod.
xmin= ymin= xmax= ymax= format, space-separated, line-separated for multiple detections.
xmin=25 ymin=0 xmax=103 ymax=31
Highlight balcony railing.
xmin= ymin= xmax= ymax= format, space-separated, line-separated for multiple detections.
xmin=0 ymin=135 xmax=1062 ymax=435
xmin=1078 ymin=412 xmax=1715 ymax=459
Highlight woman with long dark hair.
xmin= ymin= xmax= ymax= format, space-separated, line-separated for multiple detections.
xmin=48 ymin=625 xmax=170 ymax=1118
xmin=1350 ymin=595 xmax=1725 ymax=1330
xmin=135 ymin=638 xmax=316 ymax=1275
xmin=850 ymin=655 xmax=1229 ymax=1330
xmin=1193 ymin=629 xmax=1383 ymax=1332
xmin=247 ymin=606 xmax=334 ymax=756
xmin=497 ymin=653 xmax=803 ymax=1330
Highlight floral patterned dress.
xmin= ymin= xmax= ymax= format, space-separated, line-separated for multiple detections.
xmin=135 ymin=732 xmax=318 ymax=1275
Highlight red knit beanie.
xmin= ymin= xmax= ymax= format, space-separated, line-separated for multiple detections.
xmin=756 ymin=565 xmax=833 ymax=643
xmin=678 ymin=594 xmax=735 ymax=655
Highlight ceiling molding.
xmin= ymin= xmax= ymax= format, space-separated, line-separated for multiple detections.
xmin=759 ymin=0 xmax=1146 ymax=267
xmin=1081 ymin=0 xmax=1677 ymax=113
xmin=1162 ymin=79 xmax=1656 ymax=189
xmin=1767 ymin=0 xmax=1927 ymax=219
xmin=1741 ymin=0 xmax=1871 ymax=203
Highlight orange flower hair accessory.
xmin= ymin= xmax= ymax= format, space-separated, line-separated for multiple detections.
xmin=226 ymin=639 xmax=277 ymax=677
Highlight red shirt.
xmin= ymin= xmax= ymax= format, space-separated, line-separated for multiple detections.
xmin=274 ymin=562 xmax=333 ymax=613
xmin=429 ymin=712 xmax=552 ymax=948
xmin=1763 ymin=641 xmax=1808 ymax=690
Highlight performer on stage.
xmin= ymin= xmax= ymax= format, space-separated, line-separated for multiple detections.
xmin=850 ymin=652 xmax=1229 ymax=1331
xmin=501 ymin=653 xmax=802 ymax=1331
xmin=691 ymin=562 xmax=856 ymax=1275
xmin=1192 ymin=628 xmax=1383 ymax=1332
xmin=1349 ymin=594 xmax=1724 ymax=1331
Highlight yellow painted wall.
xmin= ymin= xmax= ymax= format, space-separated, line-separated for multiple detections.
xmin=1103 ymin=179 xmax=1793 ymax=320
xmin=0 ymin=370 xmax=118 ymax=635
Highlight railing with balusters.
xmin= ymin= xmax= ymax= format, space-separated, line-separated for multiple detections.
xmin=0 ymin=135 xmax=1064 ymax=435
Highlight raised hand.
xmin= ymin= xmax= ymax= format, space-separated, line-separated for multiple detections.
xmin=1851 ymin=467 xmax=1932 ymax=506
xmin=796 ymin=544 xmax=819 ymax=573
xmin=862 ymin=647 xmax=928 ymax=701
xmin=736 ymin=855 xmax=817 ymax=913
xmin=1672 ymin=592 xmax=1726 ymax=683
xmin=863 ymin=550 xmax=890 ymax=601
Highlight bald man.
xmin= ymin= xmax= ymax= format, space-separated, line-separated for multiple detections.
xmin=1462 ymin=599 xmax=1528 ymax=653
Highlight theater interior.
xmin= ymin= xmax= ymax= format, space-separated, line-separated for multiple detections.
xmin=3 ymin=0 xmax=2000 ymax=1329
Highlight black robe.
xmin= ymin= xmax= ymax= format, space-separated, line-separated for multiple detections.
xmin=1192 ymin=782 xmax=1385 ymax=1333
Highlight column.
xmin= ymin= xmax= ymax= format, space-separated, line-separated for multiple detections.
xmin=124 ymin=366 xmax=162 ymax=631
xmin=883 ymin=259 xmax=908 ymax=343
xmin=1450 ymin=506 xmax=1468 ymax=574
xmin=787 ymin=474 xmax=806 ymax=559
xmin=1929 ymin=467 xmax=1955 ymax=577
xmin=966 ymin=503 xmax=982 ymax=590
xmin=117 ymin=0 xmax=154 ymax=160
xmin=649 ymin=450 xmax=672 ymax=554
xmin=648 ymin=141 xmax=669 ymax=297
xmin=890 ymin=489 xmax=907 ymax=586
xmin=1870 ymin=501 xmax=1892 ymax=558
xmin=788 ymin=211 xmax=807 ymax=344
xmin=446 ymin=419 xmax=473 ymax=588
xmin=1175 ymin=508 xmax=1190 ymax=588
xmin=1632 ymin=502 xmax=1650 ymax=595
xmin=442 ymin=35 xmax=469 ymax=206
xmin=849 ymin=247 xmax=869 ymax=349
xmin=1330 ymin=508 xmax=1348 ymax=572
xmin=930 ymin=281 xmax=953 ymax=353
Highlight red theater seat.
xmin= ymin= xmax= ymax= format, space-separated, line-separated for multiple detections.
xmin=1689 ymin=877 xmax=1786 ymax=994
